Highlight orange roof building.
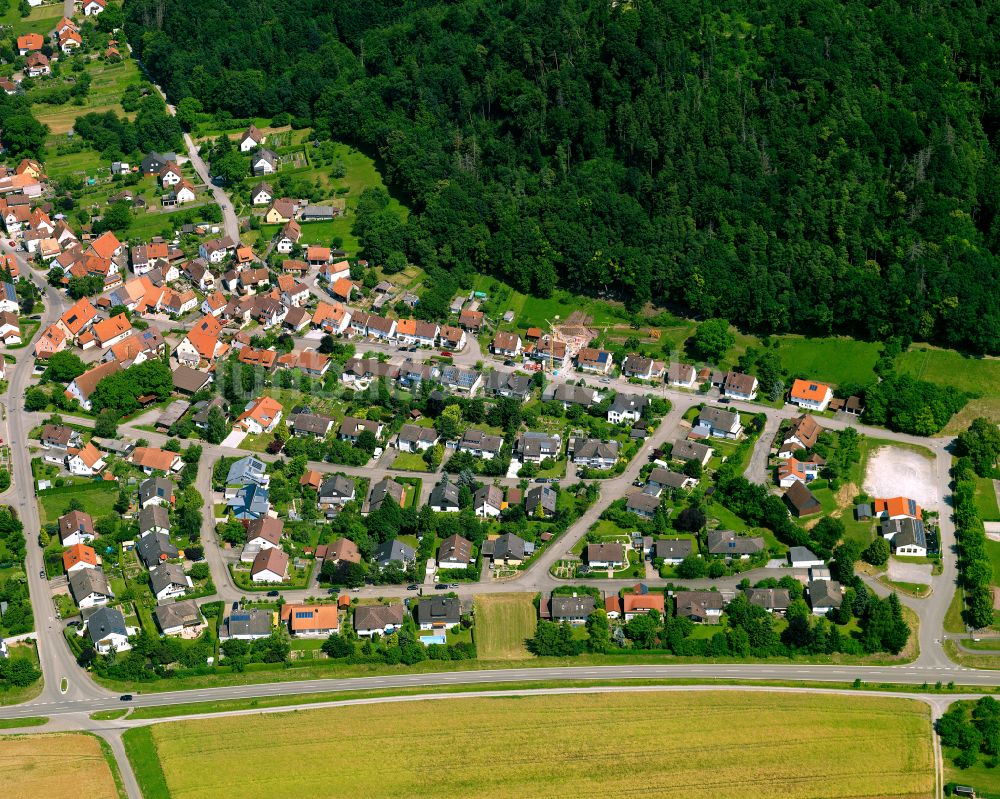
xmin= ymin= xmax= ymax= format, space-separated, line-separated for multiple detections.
xmin=281 ymin=604 xmax=340 ymax=637
xmin=35 ymin=323 xmax=67 ymax=358
xmin=331 ymin=277 xmax=354 ymax=300
xmin=16 ymin=33 xmax=43 ymax=52
xmin=130 ymin=446 xmax=180 ymax=473
xmin=234 ymin=396 xmax=284 ymax=434
xmin=622 ymin=592 xmax=666 ymax=617
xmin=300 ymin=470 xmax=322 ymax=490
xmin=89 ymin=230 xmax=122 ymax=260
xmin=63 ymin=543 xmax=98 ymax=572
xmin=59 ymin=297 xmax=99 ymax=337
xmin=789 ymin=378 xmax=833 ymax=411
xmin=238 ymin=347 xmax=277 ymax=369
xmin=92 ymin=313 xmax=132 ymax=347
xmin=872 ymin=497 xmax=923 ymax=520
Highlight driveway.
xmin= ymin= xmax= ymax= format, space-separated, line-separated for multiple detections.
xmin=220 ymin=430 xmax=247 ymax=449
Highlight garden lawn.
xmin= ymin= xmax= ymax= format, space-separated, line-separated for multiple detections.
xmin=139 ymin=691 xmax=933 ymax=799
xmin=2 ymin=732 xmax=121 ymax=799
xmin=471 ymin=275 xmax=628 ymax=331
xmin=37 ymin=481 xmax=119 ymax=525
xmin=473 ymin=593 xmax=537 ymax=660
xmin=390 ymin=451 xmax=431 ymax=472
xmin=975 ymin=477 xmax=1000 ymax=522
xmin=771 ymin=336 xmax=882 ymax=387
xmin=985 ymin=539 xmax=1000 ymax=590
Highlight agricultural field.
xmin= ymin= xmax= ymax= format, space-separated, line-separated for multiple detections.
xmin=473 ymin=593 xmax=537 ymax=660
xmin=37 ymin=481 xmax=120 ymax=525
xmin=136 ymin=691 xmax=933 ymax=799
xmin=2 ymin=732 xmax=122 ymax=799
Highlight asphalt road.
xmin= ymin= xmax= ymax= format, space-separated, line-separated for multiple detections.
xmin=0 ymin=662 xmax=995 ymax=724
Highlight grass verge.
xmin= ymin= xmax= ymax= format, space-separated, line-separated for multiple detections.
xmin=91 ymin=709 xmax=130 ymax=721
xmin=122 ymin=726 xmax=171 ymax=799
xmin=91 ymin=642 xmax=921 ymax=694
xmin=0 ymin=716 xmax=47 ymax=728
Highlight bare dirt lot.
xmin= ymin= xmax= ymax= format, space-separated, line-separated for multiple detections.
xmin=863 ymin=446 xmax=941 ymax=508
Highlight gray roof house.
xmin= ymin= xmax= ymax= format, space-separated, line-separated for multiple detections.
xmin=706 ymin=529 xmax=765 ymax=559
xmin=397 ymin=424 xmax=440 ymax=451
xmin=227 ymin=483 xmax=270 ymax=520
xmin=516 ymin=431 xmax=562 ymax=463
xmin=654 ymin=539 xmax=694 ymax=563
xmin=292 ymin=413 xmax=334 ymax=438
xmin=550 ymin=594 xmax=595 ymax=624
xmin=429 ymin=481 xmax=461 ymax=512
xmin=149 ymin=562 xmax=191 ymax=601
xmin=69 ymin=568 xmax=113 ymax=607
xmin=626 ymin=492 xmax=661 ymax=519
xmin=374 ymin=539 xmax=416 ymax=567
xmin=318 ymin=475 xmax=356 ymax=506
xmin=221 ymin=608 xmax=273 ymax=640
xmin=525 ymin=485 xmax=557 ymax=517
xmin=568 ymin=438 xmax=620 ymax=469
xmin=136 ymin=530 xmax=178 ymax=568
xmin=671 ymin=438 xmax=713 ymax=466
xmin=354 ymin=603 xmax=406 ymax=637
xmin=673 ymin=591 xmax=725 ymax=623
xmin=458 ymin=429 xmax=504 ymax=458
xmin=417 ymin=596 xmax=461 ymax=629
xmin=368 ymin=478 xmax=405 ymax=513
xmin=226 ymin=455 xmax=269 ymax=489
xmin=746 ymin=588 xmax=790 ymax=613
xmin=138 ymin=505 xmax=170 ymax=537
xmin=138 ymin=476 xmax=174 ymax=508
xmin=154 ymin=599 xmax=204 ymax=635
xmin=808 ymin=579 xmax=844 ymax=614
xmin=481 ymin=533 xmax=531 ymax=564
xmin=86 ymin=606 xmax=129 ymax=653
xmin=607 ymin=394 xmax=649 ymax=424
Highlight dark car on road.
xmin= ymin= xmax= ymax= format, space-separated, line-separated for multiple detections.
xmin=434 ymin=583 xmax=448 ymax=590
xmin=406 ymin=584 xmax=419 ymax=591
xmin=119 ymin=695 xmax=133 ymax=702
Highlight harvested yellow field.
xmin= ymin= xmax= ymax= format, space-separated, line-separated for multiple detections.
xmin=1 ymin=732 xmax=119 ymax=799
xmin=474 ymin=593 xmax=537 ymax=660
xmin=149 ymin=691 xmax=933 ymax=799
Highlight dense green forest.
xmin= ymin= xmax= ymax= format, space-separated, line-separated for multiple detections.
xmin=127 ymin=0 xmax=1000 ymax=353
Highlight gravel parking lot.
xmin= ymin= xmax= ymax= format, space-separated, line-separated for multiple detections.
xmin=887 ymin=559 xmax=932 ymax=585
xmin=862 ymin=446 xmax=941 ymax=508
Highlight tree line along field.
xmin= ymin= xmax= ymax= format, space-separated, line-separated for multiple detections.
xmin=3 ymin=732 xmax=121 ymax=799
xmin=133 ymin=691 xmax=933 ymax=799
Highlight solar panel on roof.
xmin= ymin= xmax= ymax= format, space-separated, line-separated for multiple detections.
xmin=232 ymin=613 xmax=250 ymax=622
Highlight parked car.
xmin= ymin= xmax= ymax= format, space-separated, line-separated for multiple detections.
xmin=232 ymin=601 xmax=239 ymax=611
xmin=434 ymin=583 xmax=448 ymax=590
xmin=406 ymin=584 xmax=419 ymax=591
